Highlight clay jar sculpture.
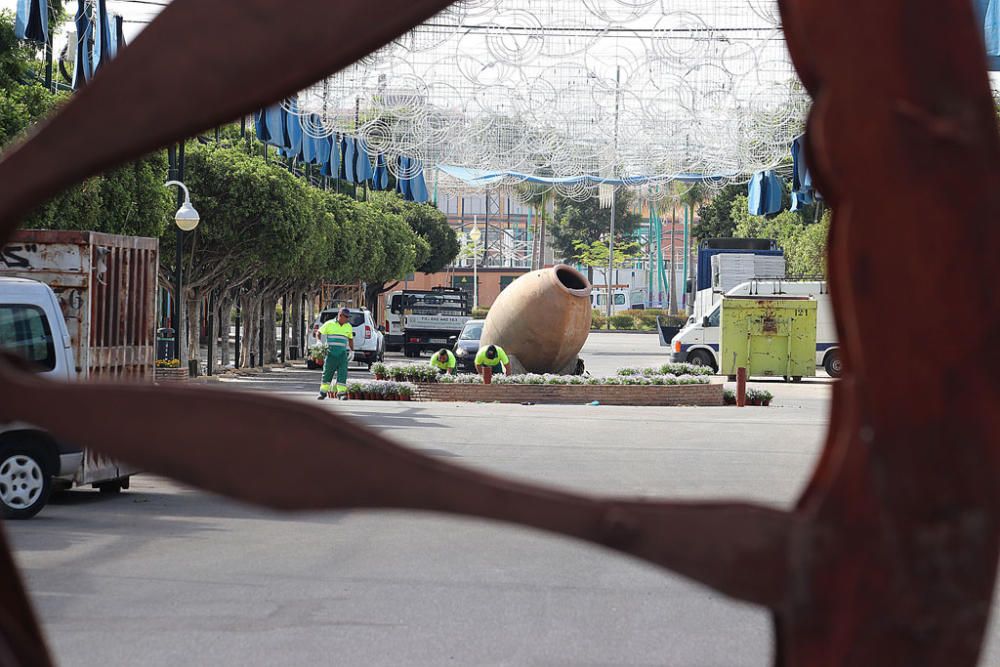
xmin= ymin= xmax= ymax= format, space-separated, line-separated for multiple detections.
xmin=480 ymin=264 xmax=592 ymax=375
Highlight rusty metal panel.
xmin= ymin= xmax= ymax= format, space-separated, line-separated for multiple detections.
xmin=0 ymin=230 xmax=159 ymax=382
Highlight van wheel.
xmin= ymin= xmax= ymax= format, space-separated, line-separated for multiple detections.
xmin=0 ymin=443 xmax=53 ymax=520
xmin=688 ymin=350 xmax=717 ymax=373
xmin=824 ymin=350 xmax=843 ymax=378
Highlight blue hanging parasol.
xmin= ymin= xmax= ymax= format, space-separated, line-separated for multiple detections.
xmin=71 ymin=2 xmax=93 ymax=91
xmin=15 ymin=0 xmax=48 ymax=44
xmin=92 ymin=0 xmax=112 ymax=73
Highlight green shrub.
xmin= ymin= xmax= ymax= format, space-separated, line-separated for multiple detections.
xmin=471 ymin=307 xmax=490 ymax=319
xmin=591 ymin=309 xmax=607 ymax=330
xmin=610 ymin=314 xmax=635 ymax=329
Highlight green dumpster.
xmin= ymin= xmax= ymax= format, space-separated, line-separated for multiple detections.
xmin=720 ymin=296 xmax=817 ymax=380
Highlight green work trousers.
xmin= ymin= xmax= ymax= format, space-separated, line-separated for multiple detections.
xmin=321 ymin=349 xmax=349 ymax=395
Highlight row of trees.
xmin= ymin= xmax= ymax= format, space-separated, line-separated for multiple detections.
xmin=1 ymin=12 xmax=458 ymax=369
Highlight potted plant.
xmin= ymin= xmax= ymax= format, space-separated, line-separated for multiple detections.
xmin=308 ymin=343 xmax=327 ymax=368
xmin=347 ymin=381 xmax=361 ymax=400
xmin=372 ymin=362 xmax=387 ymax=381
xmin=723 ymin=389 xmax=736 ymax=405
xmin=399 ymin=383 xmax=413 ymax=401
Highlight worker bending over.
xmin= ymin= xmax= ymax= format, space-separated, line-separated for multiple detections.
xmin=430 ymin=348 xmax=457 ymax=375
xmin=474 ymin=344 xmax=512 ymax=378
xmin=318 ymin=308 xmax=354 ymax=400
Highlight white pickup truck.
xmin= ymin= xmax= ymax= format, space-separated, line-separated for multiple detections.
xmin=0 ymin=230 xmax=157 ymax=518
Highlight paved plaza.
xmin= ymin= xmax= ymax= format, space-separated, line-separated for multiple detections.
xmin=8 ymin=334 xmax=997 ymax=666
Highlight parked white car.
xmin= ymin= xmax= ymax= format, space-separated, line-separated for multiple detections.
xmin=309 ymin=308 xmax=384 ymax=370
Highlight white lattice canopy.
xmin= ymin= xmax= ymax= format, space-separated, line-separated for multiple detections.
xmin=292 ymin=0 xmax=807 ymax=199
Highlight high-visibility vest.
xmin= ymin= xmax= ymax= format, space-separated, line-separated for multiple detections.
xmin=475 ymin=346 xmax=509 ymax=368
xmin=319 ymin=320 xmax=353 ymax=352
xmin=430 ymin=350 xmax=456 ymax=370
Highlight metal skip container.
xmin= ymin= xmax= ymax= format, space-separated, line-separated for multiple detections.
xmin=720 ymin=296 xmax=817 ymax=380
xmin=0 ymin=230 xmax=159 ymax=382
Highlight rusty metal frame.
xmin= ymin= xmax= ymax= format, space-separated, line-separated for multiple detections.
xmin=0 ymin=0 xmax=998 ymax=664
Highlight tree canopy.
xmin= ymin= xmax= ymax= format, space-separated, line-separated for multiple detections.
xmin=551 ymin=190 xmax=643 ymax=264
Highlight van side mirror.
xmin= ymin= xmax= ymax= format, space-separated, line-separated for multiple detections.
xmin=702 ymin=316 xmax=711 ymax=328
xmin=448 ymin=336 xmax=457 ymax=346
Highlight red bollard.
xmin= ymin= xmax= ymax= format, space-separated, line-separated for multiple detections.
xmin=483 ymin=366 xmax=493 ymax=385
xmin=736 ymin=367 xmax=747 ymax=407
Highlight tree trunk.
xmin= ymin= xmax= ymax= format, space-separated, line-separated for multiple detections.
xmin=216 ymin=294 xmax=233 ymax=368
xmin=290 ymin=290 xmax=302 ymax=360
xmin=262 ymin=295 xmax=277 ymax=364
xmin=239 ymin=292 xmax=262 ymax=368
xmin=186 ymin=288 xmax=201 ymax=367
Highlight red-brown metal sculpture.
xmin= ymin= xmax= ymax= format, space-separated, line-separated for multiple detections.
xmin=0 ymin=0 xmax=998 ymax=665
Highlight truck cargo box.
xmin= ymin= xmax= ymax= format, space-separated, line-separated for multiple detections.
xmin=0 ymin=230 xmax=159 ymax=382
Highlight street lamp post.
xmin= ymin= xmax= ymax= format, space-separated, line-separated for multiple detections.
xmin=468 ymin=224 xmax=481 ymax=311
xmin=164 ymin=178 xmax=200 ymax=365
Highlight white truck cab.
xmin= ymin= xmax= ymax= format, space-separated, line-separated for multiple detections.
xmin=667 ymin=280 xmax=842 ymax=378
xmin=0 ymin=278 xmax=133 ymax=519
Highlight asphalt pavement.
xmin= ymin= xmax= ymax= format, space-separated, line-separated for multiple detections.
xmin=7 ymin=333 xmax=997 ymax=666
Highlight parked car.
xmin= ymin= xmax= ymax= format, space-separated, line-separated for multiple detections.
xmin=449 ymin=319 xmax=485 ymax=371
xmin=308 ymin=308 xmax=384 ymax=370
xmin=0 ymin=277 xmax=141 ymax=519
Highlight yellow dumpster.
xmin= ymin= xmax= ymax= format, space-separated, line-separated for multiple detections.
xmin=720 ymin=296 xmax=817 ymax=380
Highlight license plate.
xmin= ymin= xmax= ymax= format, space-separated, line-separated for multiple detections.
xmin=430 ymin=339 xmax=447 ymax=344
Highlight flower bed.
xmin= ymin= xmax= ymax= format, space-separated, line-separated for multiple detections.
xmin=413 ymin=382 xmax=722 ymax=406
xmin=437 ymin=371 xmax=709 ymax=386
xmin=154 ymin=366 xmax=189 ymax=383
xmin=375 ymin=363 xmax=443 ymax=383
xmin=723 ymin=388 xmax=774 ymax=406
xmin=345 ymin=380 xmax=415 ymax=401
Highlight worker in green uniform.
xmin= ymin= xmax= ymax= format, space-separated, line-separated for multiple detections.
xmin=317 ymin=308 xmax=354 ymax=400
xmin=430 ymin=348 xmax=457 ymax=375
xmin=474 ymin=344 xmax=512 ymax=378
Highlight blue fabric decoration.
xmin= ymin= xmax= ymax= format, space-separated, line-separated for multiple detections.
xmin=791 ymin=135 xmax=819 ymax=206
xmin=397 ymin=156 xmax=412 ymax=200
xmin=747 ymin=172 xmax=765 ymax=216
xmin=986 ymin=0 xmax=1000 ymax=56
xmin=15 ymin=0 xmax=48 ymax=44
xmin=747 ymin=170 xmax=784 ymax=216
xmin=254 ymin=110 xmax=271 ymax=143
xmin=284 ymin=99 xmax=302 ymax=158
xmin=71 ymin=3 xmax=93 ymax=91
xmin=371 ymin=154 xmax=390 ymax=190
xmin=321 ymin=135 xmax=341 ymax=178
xmin=263 ymin=105 xmax=284 ymax=148
xmin=114 ymin=15 xmax=126 ymax=54
xmin=765 ymin=171 xmax=783 ymax=215
xmin=355 ymin=139 xmax=374 ymax=183
xmin=107 ymin=14 xmax=124 ymax=58
xmin=344 ymin=138 xmax=358 ymax=182
xmin=93 ymin=0 xmax=112 ymax=72
xmin=408 ymin=162 xmax=429 ymax=203
xmin=316 ymin=135 xmax=333 ymax=172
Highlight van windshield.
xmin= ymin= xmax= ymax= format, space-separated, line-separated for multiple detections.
xmin=707 ymin=307 xmax=720 ymax=327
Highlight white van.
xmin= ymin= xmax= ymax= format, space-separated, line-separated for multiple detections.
xmin=667 ymin=280 xmax=842 ymax=377
xmin=0 ymin=278 xmax=140 ymax=518
xmin=592 ymin=286 xmax=648 ymax=313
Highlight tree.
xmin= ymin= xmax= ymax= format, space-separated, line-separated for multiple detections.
xmin=730 ymin=195 xmax=830 ymax=277
xmin=572 ymin=239 xmax=644 ymax=272
xmin=551 ymin=190 xmax=643 ymax=279
xmin=694 ymin=183 xmax=743 ymax=240
xmin=362 ymin=192 xmax=458 ymax=309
